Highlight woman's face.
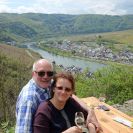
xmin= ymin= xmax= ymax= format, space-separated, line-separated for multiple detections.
xmin=53 ymin=78 xmax=73 ymax=103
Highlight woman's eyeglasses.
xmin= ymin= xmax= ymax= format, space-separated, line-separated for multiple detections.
xmin=35 ymin=71 xmax=54 ymax=77
xmin=56 ymin=86 xmax=72 ymax=92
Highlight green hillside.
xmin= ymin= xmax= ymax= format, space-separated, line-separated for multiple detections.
xmin=0 ymin=43 xmax=133 ymax=133
xmin=39 ymin=29 xmax=133 ymax=54
xmin=0 ymin=44 xmax=42 ymax=132
xmin=0 ymin=13 xmax=133 ymax=42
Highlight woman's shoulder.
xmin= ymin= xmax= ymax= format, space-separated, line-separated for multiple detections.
xmin=67 ymin=97 xmax=76 ymax=104
xmin=37 ymin=100 xmax=51 ymax=113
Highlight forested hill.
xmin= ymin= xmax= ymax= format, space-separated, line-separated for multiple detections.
xmin=0 ymin=13 xmax=133 ymax=42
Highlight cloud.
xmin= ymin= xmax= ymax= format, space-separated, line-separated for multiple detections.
xmin=115 ymin=0 xmax=133 ymax=14
xmin=0 ymin=0 xmax=133 ymax=15
xmin=0 ymin=0 xmax=12 ymax=13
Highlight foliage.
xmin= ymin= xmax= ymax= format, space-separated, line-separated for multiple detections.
xmin=0 ymin=44 xmax=41 ymax=132
xmin=0 ymin=53 xmax=31 ymax=124
xmin=39 ymin=29 xmax=133 ymax=54
xmin=75 ymin=64 xmax=133 ymax=104
xmin=1 ymin=121 xmax=15 ymax=133
xmin=0 ymin=13 xmax=133 ymax=42
xmin=40 ymin=45 xmax=73 ymax=57
xmin=8 ymin=22 xmax=37 ymax=38
xmin=0 ymin=43 xmax=132 ymax=132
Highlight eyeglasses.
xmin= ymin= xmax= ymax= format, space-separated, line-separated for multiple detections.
xmin=56 ymin=86 xmax=72 ymax=92
xmin=35 ymin=71 xmax=54 ymax=77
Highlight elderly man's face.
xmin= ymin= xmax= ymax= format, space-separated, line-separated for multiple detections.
xmin=33 ymin=61 xmax=53 ymax=88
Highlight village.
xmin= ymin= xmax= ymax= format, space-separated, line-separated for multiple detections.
xmin=43 ymin=40 xmax=133 ymax=65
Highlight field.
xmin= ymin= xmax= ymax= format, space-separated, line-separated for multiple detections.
xmin=53 ymin=29 xmax=133 ymax=43
xmin=48 ymin=29 xmax=133 ymax=52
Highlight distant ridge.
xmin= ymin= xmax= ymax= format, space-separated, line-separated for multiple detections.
xmin=0 ymin=13 xmax=133 ymax=42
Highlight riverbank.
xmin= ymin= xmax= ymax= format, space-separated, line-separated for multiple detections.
xmin=28 ymin=44 xmax=106 ymax=72
xmin=39 ymin=45 xmax=132 ymax=67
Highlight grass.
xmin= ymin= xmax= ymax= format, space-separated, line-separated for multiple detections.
xmin=0 ymin=43 xmax=41 ymax=67
xmin=48 ymin=29 xmax=133 ymax=42
xmin=0 ymin=44 xmax=41 ymax=133
xmin=46 ymin=29 xmax=133 ymax=52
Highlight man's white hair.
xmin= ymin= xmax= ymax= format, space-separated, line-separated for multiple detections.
xmin=32 ymin=59 xmax=53 ymax=71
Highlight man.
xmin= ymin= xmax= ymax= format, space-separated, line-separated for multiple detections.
xmin=15 ymin=59 xmax=101 ymax=133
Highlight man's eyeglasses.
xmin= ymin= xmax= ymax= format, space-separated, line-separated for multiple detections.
xmin=35 ymin=71 xmax=54 ymax=77
xmin=56 ymin=86 xmax=72 ymax=92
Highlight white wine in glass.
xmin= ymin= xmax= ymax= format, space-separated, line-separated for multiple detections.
xmin=75 ymin=112 xmax=89 ymax=133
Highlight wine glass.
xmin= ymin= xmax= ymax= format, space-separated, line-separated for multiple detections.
xmin=75 ymin=112 xmax=89 ymax=133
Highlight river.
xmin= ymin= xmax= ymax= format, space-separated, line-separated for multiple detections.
xmin=28 ymin=45 xmax=106 ymax=72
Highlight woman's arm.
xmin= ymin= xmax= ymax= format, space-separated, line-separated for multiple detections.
xmin=72 ymin=94 xmax=102 ymax=133
xmin=72 ymin=94 xmax=89 ymax=112
xmin=33 ymin=102 xmax=50 ymax=133
xmin=33 ymin=112 xmax=50 ymax=133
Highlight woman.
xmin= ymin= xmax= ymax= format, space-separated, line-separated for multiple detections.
xmin=33 ymin=72 xmax=96 ymax=133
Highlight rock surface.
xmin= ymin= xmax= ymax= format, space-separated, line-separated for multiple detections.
xmin=112 ymin=99 xmax=133 ymax=116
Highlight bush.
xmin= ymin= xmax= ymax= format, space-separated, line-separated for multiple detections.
xmin=0 ymin=53 xmax=31 ymax=124
xmin=76 ymin=64 xmax=133 ymax=104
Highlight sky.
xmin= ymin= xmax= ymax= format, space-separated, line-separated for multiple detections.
xmin=0 ymin=0 xmax=133 ymax=15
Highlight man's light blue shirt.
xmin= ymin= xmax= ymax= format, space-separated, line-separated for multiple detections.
xmin=15 ymin=79 xmax=51 ymax=133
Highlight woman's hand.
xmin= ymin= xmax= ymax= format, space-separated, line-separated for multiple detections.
xmin=87 ymin=109 xmax=103 ymax=133
xmin=62 ymin=126 xmax=82 ymax=133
